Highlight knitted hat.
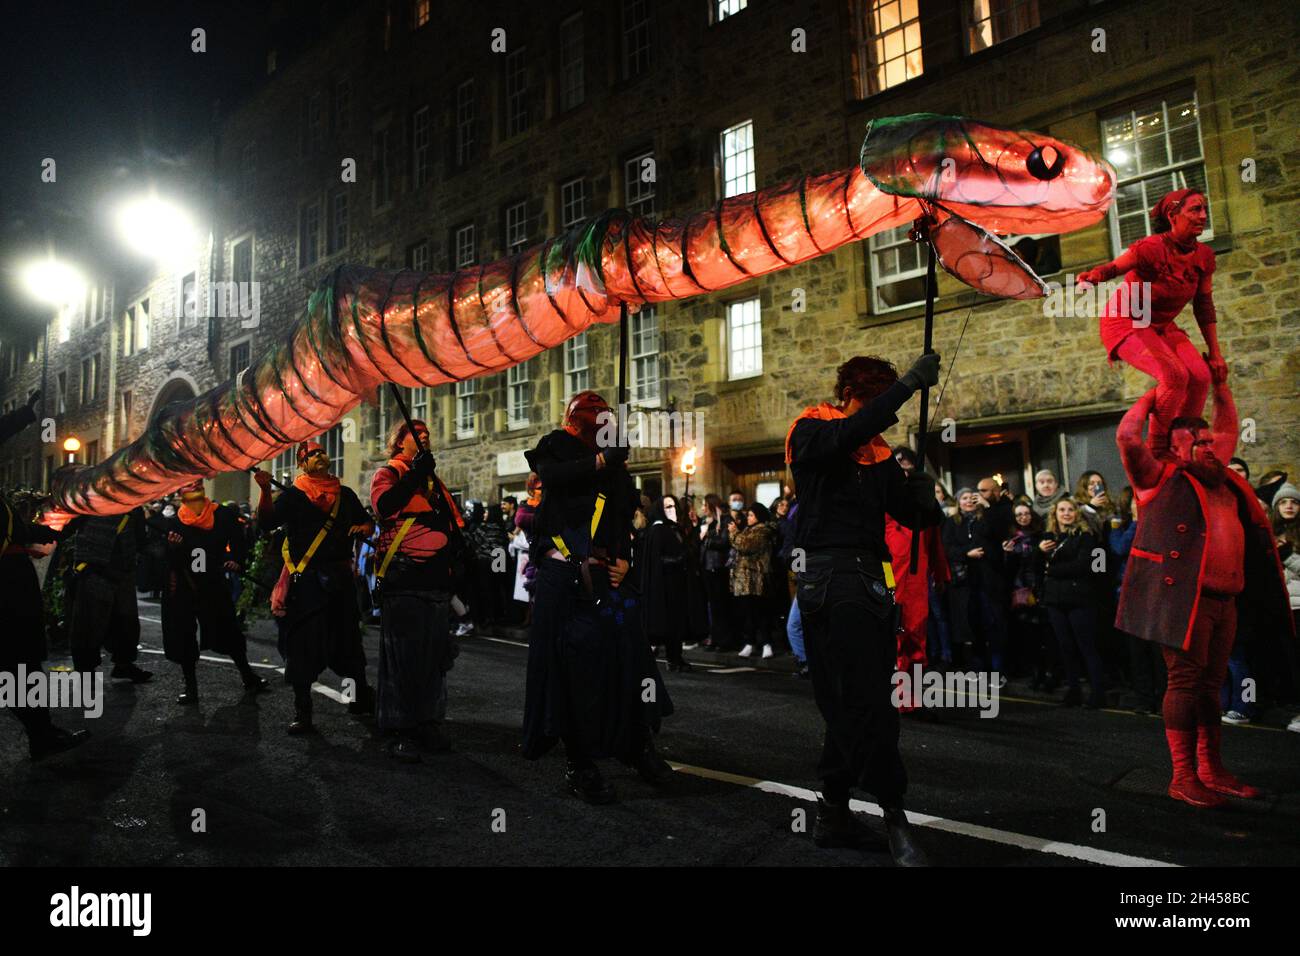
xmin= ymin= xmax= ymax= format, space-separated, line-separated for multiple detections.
xmin=1273 ymin=482 xmax=1300 ymax=506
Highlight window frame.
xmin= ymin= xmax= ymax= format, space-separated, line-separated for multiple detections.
xmin=725 ymin=297 xmax=763 ymax=381
xmin=720 ymin=119 xmax=756 ymax=198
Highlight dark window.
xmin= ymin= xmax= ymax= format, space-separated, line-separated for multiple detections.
xmin=299 ymin=202 xmax=320 ymax=268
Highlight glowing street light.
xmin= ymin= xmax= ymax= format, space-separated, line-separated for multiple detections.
xmin=21 ymin=258 xmax=85 ymax=306
xmin=114 ymin=195 xmax=199 ymax=265
xmin=62 ymin=436 xmax=81 ymax=464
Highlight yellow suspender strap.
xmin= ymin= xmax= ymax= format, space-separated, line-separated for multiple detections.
xmin=75 ymin=512 xmax=132 ymax=573
xmin=551 ymin=492 xmax=608 ymax=560
xmin=377 ymin=517 xmax=418 ymax=580
xmin=882 ymin=560 xmax=896 ymax=590
xmin=282 ymin=495 xmax=342 ymax=575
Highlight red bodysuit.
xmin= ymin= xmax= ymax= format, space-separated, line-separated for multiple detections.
xmin=1099 ymin=233 xmax=1216 ymax=428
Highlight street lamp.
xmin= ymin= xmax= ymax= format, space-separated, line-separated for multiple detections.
xmin=62 ymin=436 xmax=80 ymax=464
xmin=20 ymin=256 xmax=86 ymax=425
xmin=114 ymin=195 xmax=199 ymax=265
xmin=680 ymin=445 xmax=697 ymax=500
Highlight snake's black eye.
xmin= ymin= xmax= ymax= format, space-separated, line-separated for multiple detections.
xmin=1027 ymin=144 xmax=1065 ymax=180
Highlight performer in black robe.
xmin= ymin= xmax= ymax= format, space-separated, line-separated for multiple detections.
xmin=0 ymin=396 xmax=91 ymax=759
xmin=522 ymin=391 xmax=673 ymax=803
xmin=255 ymin=440 xmax=374 ymax=734
xmin=640 ymin=495 xmax=708 ymax=672
xmin=163 ymin=479 xmax=269 ymax=704
xmin=787 ymin=352 xmax=940 ymax=865
xmin=62 ymin=508 xmax=152 ymax=683
xmin=369 ymin=420 xmax=466 ymax=762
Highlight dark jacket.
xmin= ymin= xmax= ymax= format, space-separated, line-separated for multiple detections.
xmin=700 ymin=514 xmax=731 ymax=573
xmin=942 ymin=511 xmax=1003 ymax=590
xmin=1004 ymin=527 xmax=1045 ymax=592
xmin=524 ymin=430 xmax=638 ymax=563
xmin=788 ymin=380 xmax=940 ymax=564
xmin=1040 ymin=528 xmax=1105 ymax=609
xmin=1117 ymin=465 xmax=1293 ymax=652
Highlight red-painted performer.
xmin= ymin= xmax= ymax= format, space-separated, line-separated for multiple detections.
xmin=885 ymin=449 xmax=951 ymax=692
xmin=1078 ymin=189 xmax=1225 ymax=456
xmin=1115 ymin=376 xmax=1293 ymax=808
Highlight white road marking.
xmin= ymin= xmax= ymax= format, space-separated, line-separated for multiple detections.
xmin=669 ymin=762 xmax=1179 ymax=868
xmin=136 ymin=646 xmax=345 ymax=701
xmin=708 ymin=667 xmax=758 ymax=674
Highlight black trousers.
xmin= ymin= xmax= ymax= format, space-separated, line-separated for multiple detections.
xmin=799 ymin=558 xmax=906 ymax=807
xmin=67 ymin=569 xmax=140 ymax=671
xmin=702 ymin=568 xmax=734 ymax=649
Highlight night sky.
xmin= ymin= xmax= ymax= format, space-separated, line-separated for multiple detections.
xmin=0 ymin=1 xmax=291 ymax=332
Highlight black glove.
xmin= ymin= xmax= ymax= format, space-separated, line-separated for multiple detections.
xmin=411 ymin=450 xmax=436 ymax=479
xmin=601 ymin=445 xmax=630 ymax=468
xmin=906 ymin=472 xmax=936 ymax=501
xmin=899 ymin=352 xmax=941 ymax=391
xmin=25 ymin=389 xmax=41 ymax=410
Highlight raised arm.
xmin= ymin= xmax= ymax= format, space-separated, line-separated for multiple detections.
xmin=1076 ymin=248 xmax=1139 ymax=288
xmin=1210 ymin=374 xmax=1237 ymax=463
xmin=1117 ymin=390 xmax=1164 ymax=491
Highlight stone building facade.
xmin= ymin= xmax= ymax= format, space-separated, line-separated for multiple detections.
xmin=2 ymin=0 xmax=1295 ymax=510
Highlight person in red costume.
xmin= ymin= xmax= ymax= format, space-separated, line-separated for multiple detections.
xmin=1078 ymin=189 xmax=1224 ymax=455
xmin=1115 ymin=372 xmax=1293 ymax=808
xmin=885 ymin=448 xmax=951 ymax=697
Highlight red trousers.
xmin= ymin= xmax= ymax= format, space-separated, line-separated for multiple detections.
xmin=1160 ymin=594 xmax=1235 ymax=732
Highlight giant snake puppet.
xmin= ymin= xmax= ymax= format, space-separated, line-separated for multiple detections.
xmin=49 ymin=114 xmax=1115 ymax=517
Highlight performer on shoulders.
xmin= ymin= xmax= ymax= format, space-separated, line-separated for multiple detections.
xmin=254 ymin=441 xmax=374 ymax=735
xmin=1077 ymin=189 xmax=1223 ymax=456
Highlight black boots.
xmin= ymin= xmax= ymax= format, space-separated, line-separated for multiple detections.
xmin=565 ymin=761 xmax=615 ymax=804
xmin=347 ymin=680 xmax=375 ymax=716
xmin=882 ymin=806 xmax=930 ymax=867
xmin=30 ymin=725 xmax=92 ymax=761
xmin=813 ymin=797 xmax=888 ymax=851
xmin=177 ymin=663 xmax=199 ymax=705
xmin=110 ymin=662 xmax=153 ymax=683
xmin=633 ymin=737 xmax=673 ymax=785
xmin=288 ymin=684 xmax=314 ymax=735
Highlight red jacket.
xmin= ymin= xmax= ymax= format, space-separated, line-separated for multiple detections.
xmin=1116 ymin=463 xmax=1292 ymax=652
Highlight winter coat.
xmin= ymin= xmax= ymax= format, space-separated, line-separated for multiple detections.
xmin=729 ymin=523 xmax=774 ymax=597
xmin=1041 ymin=528 xmax=1105 ymax=610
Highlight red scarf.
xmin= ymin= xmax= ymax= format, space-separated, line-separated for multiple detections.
xmin=785 ymin=403 xmax=894 ymax=466
xmin=294 ymin=473 xmax=341 ymax=511
xmin=387 ymin=458 xmax=465 ymax=527
xmin=178 ymin=499 xmax=216 ymax=531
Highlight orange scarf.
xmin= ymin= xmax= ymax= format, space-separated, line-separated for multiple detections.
xmin=387 ymin=458 xmax=465 ymax=527
xmin=178 ymin=499 xmax=216 ymax=531
xmin=294 ymin=473 xmax=341 ymax=511
xmin=784 ymin=403 xmax=894 ymax=466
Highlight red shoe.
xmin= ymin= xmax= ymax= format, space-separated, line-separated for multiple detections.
xmin=1197 ymin=724 xmax=1263 ymax=799
xmin=1165 ymin=729 xmax=1227 ymax=808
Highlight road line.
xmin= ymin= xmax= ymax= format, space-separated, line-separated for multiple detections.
xmin=669 ymin=761 xmax=1179 ymax=868
xmin=137 ymin=646 xmax=279 ymax=670
xmin=708 ymin=666 xmax=759 ymax=674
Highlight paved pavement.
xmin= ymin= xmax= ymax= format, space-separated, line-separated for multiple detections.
xmin=2 ymin=605 xmax=1298 ymax=867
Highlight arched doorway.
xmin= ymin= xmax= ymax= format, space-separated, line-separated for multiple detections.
xmin=148 ymin=373 xmax=199 ymax=426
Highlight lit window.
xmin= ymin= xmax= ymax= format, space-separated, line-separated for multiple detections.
xmin=505 ymin=202 xmax=528 ymax=253
xmin=716 ymin=0 xmax=747 ymax=21
xmin=560 ymin=13 xmax=585 ymax=110
xmin=854 ymin=0 xmax=924 ymax=97
xmin=412 ymin=106 xmax=432 ymax=187
xmin=505 ymin=49 xmax=529 ymax=137
xmin=320 ymin=424 xmax=345 ymax=475
xmin=625 ymin=151 xmax=656 ymax=218
xmin=621 ymin=0 xmax=652 ymax=79
xmin=1101 ymin=88 xmax=1212 ymax=253
xmin=727 ymin=298 xmax=762 ymax=380
xmin=720 ymin=120 xmax=755 ymax=198
xmin=507 ymin=361 xmax=531 ymax=429
xmin=122 ymin=306 xmax=134 ymax=358
xmin=137 ymin=298 xmax=150 ymax=351
xmin=413 ymin=0 xmax=430 ymax=29
xmin=181 ymin=273 xmax=199 ymax=328
xmin=869 ymin=224 xmax=928 ymax=312
xmin=965 ymin=0 xmax=1040 ymax=54
xmin=455 ymin=224 xmax=475 ymax=268
xmin=455 ymin=379 xmax=477 ymax=438
xmin=561 ymin=178 xmax=587 ymax=228
xmin=631 ymin=306 xmax=660 ymax=405
xmin=564 ymin=333 xmax=591 ymax=398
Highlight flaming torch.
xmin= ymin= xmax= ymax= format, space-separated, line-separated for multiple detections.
xmin=680 ymin=445 xmax=697 ymax=500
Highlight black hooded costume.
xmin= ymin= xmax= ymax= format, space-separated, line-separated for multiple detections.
xmin=639 ymin=499 xmax=708 ymax=666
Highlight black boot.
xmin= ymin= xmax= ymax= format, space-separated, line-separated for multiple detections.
xmin=633 ymin=737 xmax=673 ymax=785
xmin=30 ymin=724 xmax=92 ymax=761
xmin=233 ymin=651 xmax=269 ymax=692
xmin=177 ymin=663 xmax=199 ymax=705
xmin=288 ymin=684 xmax=314 ymax=734
xmin=565 ymin=762 xmax=615 ymax=804
xmin=389 ymin=731 xmax=422 ymax=764
xmin=813 ymin=796 xmax=887 ymax=851
xmin=882 ymin=806 xmax=930 ymax=867
xmin=110 ymin=662 xmax=153 ymax=683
